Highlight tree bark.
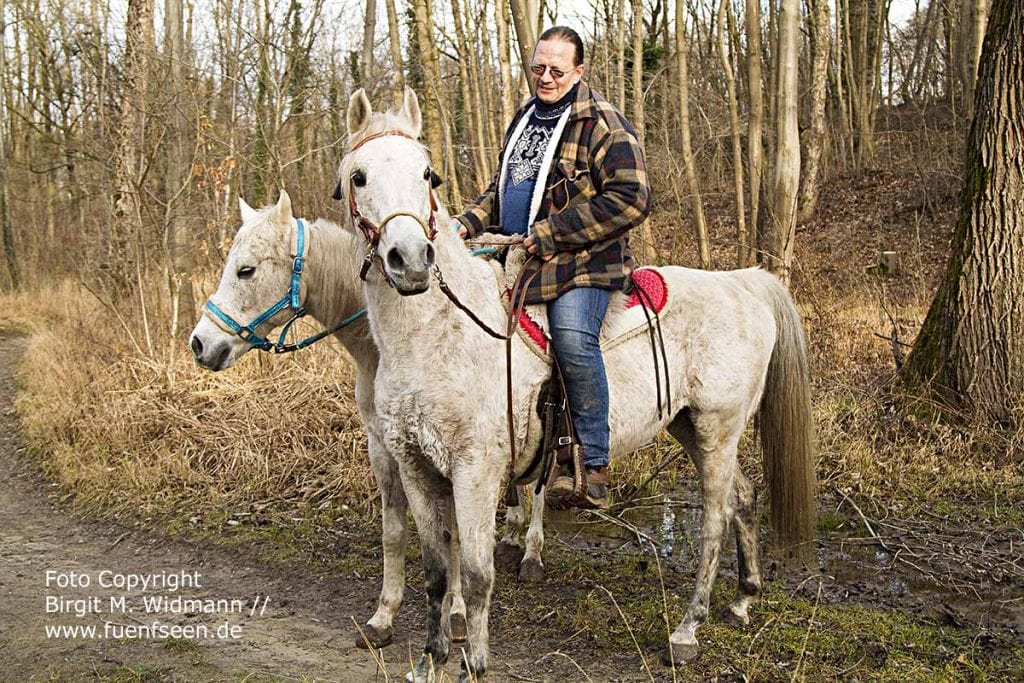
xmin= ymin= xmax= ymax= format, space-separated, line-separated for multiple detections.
xmin=902 ymin=0 xmax=1024 ymax=426
xmin=361 ymin=0 xmax=377 ymax=87
xmin=509 ymin=0 xmax=538 ymax=95
xmin=108 ymin=0 xmax=154 ymax=292
xmin=384 ymin=0 xmax=405 ymax=107
xmin=412 ymin=0 xmax=444 ymax=170
xmin=798 ymin=0 xmax=831 ymax=223
xmin=770 ymin=0 xmax=801 ymax=284
xmin=675 ymin=0 xmax=710 ymax=269
xmin=495 ymin=0 xmax=515 ymax=123
xmin=716 ymin=0 xmax=746 ymax=267
xmin=745 ymin=0 xmax=764 ymax=267
xmin=163 ymin=0 xmax=194 ymax=334
xmin=616 ymin=0 xmax=626 ymax=111
xmin=0 ymin=0 xmax=17 ymax=289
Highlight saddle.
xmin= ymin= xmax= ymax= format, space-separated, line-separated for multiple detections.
xmin=482 ymin=244 xmax=672 ymax=508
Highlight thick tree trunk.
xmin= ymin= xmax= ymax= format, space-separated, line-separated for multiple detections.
xmin=798 ymin=0 xmax=831 ymax=223
xmin=902 ymin=0 xmax=1024 ymax=426
xmin=109 ymin=0 xmax=154 ymax=292
xmin=509 ymin=0 xmax=538 ymax=95
xmin=675 ymin=0 xmax=710 ymax=269
xmin=770 ymin=0 xmax=801 ymax=284
xmin=412 ymin=0 xmax=444 ymax=171
xmin=717 ymin=0 xmax=746 ymax=267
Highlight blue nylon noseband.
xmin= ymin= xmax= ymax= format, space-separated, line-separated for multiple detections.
xmin=203 ymin=218 xmax=498 ymax=354
xmin=203 ymin=218 xmax=366 ymax=354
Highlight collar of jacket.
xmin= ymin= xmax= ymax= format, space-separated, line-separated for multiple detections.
xmin=525 ymin=81 xmax=599 ymax=123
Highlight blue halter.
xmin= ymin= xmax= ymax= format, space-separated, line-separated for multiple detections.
xmin=203 ymin=218 xmax=367 ymax=354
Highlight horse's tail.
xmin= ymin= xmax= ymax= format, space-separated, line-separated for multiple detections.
xmin=751 ymin=272 xmax=817 ymax=564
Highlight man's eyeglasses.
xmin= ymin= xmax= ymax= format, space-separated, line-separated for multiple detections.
xmin=530 ymin=64 xmax=571 ymax=80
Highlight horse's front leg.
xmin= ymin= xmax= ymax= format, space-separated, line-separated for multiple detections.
xmin=448 ymin=516 xmax=467 ymax=642
xmin=452 ymin=461 xmax=503 ymax=681
xmin=665 ymin=413 xmax=740 ymax=666
xmin=402 ymin=472 xmax=454 ymax=683
xmin=358 ymin=435 xmax=408 ymax=649
xmin=519 ymin=486 xmax=545 ymax=582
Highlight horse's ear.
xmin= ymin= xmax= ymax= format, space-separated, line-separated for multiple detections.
xmin=238 ymin=196 xmax=259 ymax=224
xmin=401 ymin=86 xmax=422 ymax=138
xmin=347 ymin=88 xmax=373 ymax=138
xmin=275 ymin=189 xmax=292 ymax=223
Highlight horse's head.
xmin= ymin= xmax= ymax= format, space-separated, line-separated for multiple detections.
xmin=337 ymin=87 xmax=439 ymax=295
xmin=189 ymin=190 xmax=305 ymax=370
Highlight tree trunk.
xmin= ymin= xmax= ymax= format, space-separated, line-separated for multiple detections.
xmin=412 ymin=0 xmax=444 ymax=169
xmin=798 ymin=0 xmax=830 ymax=223
xmin=509 ymin=0 xmax=538 ymax=95
xmin=616 ymin=0 xmax=626 ymax=111
xmin=495 ymin=0 xmax=514 ymax=123
xmin=770 ymin=0 xmax=801 ymax=284
xmin=902 ymin=0 xmax=1024 ymax=426
xmin=675 ymin=0 xmax=710 ymax=269
xmin=163 ymin=0 xmax=194 ymax=334
xmin=717 ymin=0 xmax=746 ymax=267
xmin=0 ymin=0 xmax=17 ymax=289
xmin=384 ymin=0 xmax=405 ymax=107
xmin=745 ymin=0 xmax=764 ymax=267
xmin=361 ymin=0 xmax=377 ymax=87
xmin=109 ymin=0 xmax=154 ymax=293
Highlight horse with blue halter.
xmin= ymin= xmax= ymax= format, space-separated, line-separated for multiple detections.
xmin=336 ymin=87 xmax=817 ymax=682
xmin=188 ymin=192 xmax=494 ymax=650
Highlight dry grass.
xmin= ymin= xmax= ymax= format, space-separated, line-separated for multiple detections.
xmin=8 ymin=280 xmax=376 ymax=519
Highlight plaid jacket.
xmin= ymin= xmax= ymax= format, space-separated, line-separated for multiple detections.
xmin=455 ymin=82 xmax=651 ymax=304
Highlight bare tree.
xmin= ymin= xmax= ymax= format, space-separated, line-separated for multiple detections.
xmin=675 ymin=0 xmax=709 ymax=268
xmin=716 ymin=0 xmax=746 ymax=267
xmin=745 ymin=0 xmax=764 ymax=267
xmin=798 ymin=0 xmax=831 ymax=223
xmin=108 ymin=0 xmax=154 ymax=292
xmin=384 ymin=0 xmax=405 ymax=107
xmin=0 ymin=0 xmax=17 ymax=289
xmin=902 ymin=0 xmax=1024 ymax=425
xmin=770 ymin=0 xmax=801 ymax=284
xmin=361 ymin=0 xmax=377 ymax=87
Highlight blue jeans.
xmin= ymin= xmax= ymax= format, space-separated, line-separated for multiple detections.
xmin=548 ymin=287 xmax=611 ymax=469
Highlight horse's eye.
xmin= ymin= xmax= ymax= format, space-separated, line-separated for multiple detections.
xmin=351 ymin=169 xmax=367 ymax=187
xmin=236 ymin=266 xmax=256 ymax=279
xmin=422 ymin=167 xmax=431 ymax=181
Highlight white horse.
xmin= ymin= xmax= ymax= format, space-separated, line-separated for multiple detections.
xmin=187 ymin=191 xmax=526 ymax=650
xmin=337 ymin=87 xmax=817 ymax=681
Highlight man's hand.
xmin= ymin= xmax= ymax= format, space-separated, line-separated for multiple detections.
xmin=451 ymin=220 xmax=467 ymax=239
xmin=524 ymin=234 xmax=553 ymax=261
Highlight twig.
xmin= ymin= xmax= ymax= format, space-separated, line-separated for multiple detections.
xmin=596 ymin=584 xmax=656 ymax=682
xmin=792 ymin=580 xmax=823 ymax=681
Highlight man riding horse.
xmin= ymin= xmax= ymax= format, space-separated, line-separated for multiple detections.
xmin=453 ymin=25 xmax=652 ymax=510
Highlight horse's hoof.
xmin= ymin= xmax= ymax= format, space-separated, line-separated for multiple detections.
xmin=661 ymin=640 xmax=699 ymax=666
xmin=494 ymin=541 xmax=524 ymax=573
xmin=719 ymin=605 xmax=750 ymax=627
xmin=354 ymin=623 xmax=393 ymax=649
xmin=450 ymin=612 xmax=468 ymax=642
xmin=518 ymin=557 xmax=545 ymax=583
xmin=405 ymin=654 xmax=439 ymax=683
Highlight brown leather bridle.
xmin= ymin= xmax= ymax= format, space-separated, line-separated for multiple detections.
xmin=344 ymin=131 xmax=439 ymax=282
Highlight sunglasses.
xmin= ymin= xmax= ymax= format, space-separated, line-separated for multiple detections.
xmin=530 ymin=64 xmax=572 ymax=80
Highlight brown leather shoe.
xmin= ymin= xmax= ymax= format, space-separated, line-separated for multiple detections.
xmin=545 ymin=470 xmax=578 ymax=510
xmin=576 ymin=467 xmax=609 ymax=510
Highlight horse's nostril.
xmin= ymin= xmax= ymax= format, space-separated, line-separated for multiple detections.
xmin=190 ymin=335 xmax=204 ymax=357
xmin=386 ymin=247 xmax=406 ymax=272
xmin=423 ymin=243 xmax=435 ymax=267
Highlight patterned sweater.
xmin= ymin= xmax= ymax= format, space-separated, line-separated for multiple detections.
xmin=455 ymin=82 xmax=652 ymax=304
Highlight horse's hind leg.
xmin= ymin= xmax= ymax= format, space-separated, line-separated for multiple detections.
xmin=495 ymin=486 xmax=526 ymax=568
xmin=448 ymin=517 xmax=467 ymax=642
xmin=723 ymin=468 xmax=761 ymax=625
xmin=359 ymin=437 xmax=408 ymax=649
xmin=668 ymin=411 xmax=762 ymax=627
xmin=664 ymin=410 xmax=741 ymax=665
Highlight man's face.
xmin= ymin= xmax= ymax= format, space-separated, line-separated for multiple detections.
xmin=531 ymin=39 xmax=584 ymax=104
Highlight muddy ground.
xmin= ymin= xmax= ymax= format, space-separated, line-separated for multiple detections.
xmin=1 ymin=330 xmax=1021 ymax=682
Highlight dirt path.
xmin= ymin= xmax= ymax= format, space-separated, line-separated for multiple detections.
xmin=0 ymin=333 xmax=453 ymax=682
